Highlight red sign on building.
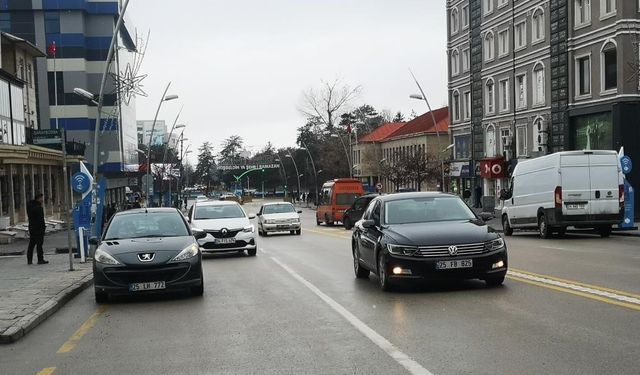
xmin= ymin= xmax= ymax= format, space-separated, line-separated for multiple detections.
xmin=480 ymin=157 xmax=506 ymax=179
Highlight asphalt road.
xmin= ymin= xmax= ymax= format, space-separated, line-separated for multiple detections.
xmin=1 ymin=200 xmax=638 ymax=375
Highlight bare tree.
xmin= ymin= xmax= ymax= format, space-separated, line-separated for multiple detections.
xmin=299 ymin=79 xmax=361 ymax=130
xmin=401 ymin=151 xmax=442 ymax=191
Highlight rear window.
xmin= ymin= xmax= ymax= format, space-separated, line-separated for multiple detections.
xmin=336 ymin=193 xmax=360 ymax=206
xmin=104 ymin=212 xmax=189 ymax=240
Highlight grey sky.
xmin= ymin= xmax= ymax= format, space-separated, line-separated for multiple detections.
xmin=128 ymin=0 xmax=447 ymax=162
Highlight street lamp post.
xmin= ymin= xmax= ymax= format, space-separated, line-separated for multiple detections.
xmin=285 ymin=151 xmax=301 ymax=199
xmin=159 ymin=111 xmax=185 ymax=205
xmin=324 ymin=132 xmax=352 ymax=178
xmin=145 ymin=83 xmax=178 ymax=206
xmin=300 ymin=142 xmax=319 ymax=205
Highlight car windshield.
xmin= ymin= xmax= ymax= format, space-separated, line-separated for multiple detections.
xmin=104 ymin=212 xmax=189 ymax=240
xmin=195 ymin=204 xmax=245 ymax=220
xmin=384 ymin=197 xmax=476 ymax=225
xmin=263 ymin=204 xmax=295 ymax=215
xmin=336 ymin=193 xmax=360 ymax=206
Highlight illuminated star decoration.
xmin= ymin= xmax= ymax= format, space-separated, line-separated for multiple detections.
xmin=108 ymin=30 xmax=150 ymax=106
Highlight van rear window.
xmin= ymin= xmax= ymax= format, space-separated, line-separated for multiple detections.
xmin=336 ymin=193 xmax=360 ymax=206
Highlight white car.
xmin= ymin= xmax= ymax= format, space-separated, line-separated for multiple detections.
xmin=257 ymin=202 xmax=302 ymax=236
xmin=187 ymin=200 xmax=257 ymax=256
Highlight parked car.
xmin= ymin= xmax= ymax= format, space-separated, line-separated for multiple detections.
xmin=501 ymin=150 xmax=624 ymax=238
xmin=90 ymin=208 xmax=206 ymax=303
xmin=343 ymin=194 xmax=378 ymax=230
xmin=316 ymin=179 xmax=364 ymax=226
xmin=352 ymin=192 xmax=508 ymax=291
xmin=187 ymin=200 xmax=257 ymax=256
xmin=257 ymin=202 xmax=302 ymax=236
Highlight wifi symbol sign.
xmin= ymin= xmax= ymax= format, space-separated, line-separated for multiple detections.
xmin=72 ymin=172 xmax=91 ymax=194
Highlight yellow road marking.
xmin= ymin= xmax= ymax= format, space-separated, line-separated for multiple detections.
xmin=509 ymin=268 xmax=640 ymax=299
xmin=57 ymin=305 xmax=108 ymax=354
xmin=36 ymin=368 xmax=56 ymax=375
xmin=506 ymin=275 xmax=640 ymax=311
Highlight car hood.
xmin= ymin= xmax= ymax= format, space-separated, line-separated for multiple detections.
xmin=261 ymin=213 xmax=299 ymax=220
xmin=191 ymin=217 xmax=250 ymax=230
xmin=98 ymin=236 xmax=196 ymax=266
xmin=384 ymin=220 xmax=498 ymax=246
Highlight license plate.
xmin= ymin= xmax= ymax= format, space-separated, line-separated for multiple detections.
xmin=436 ymin=259 xmax=473 ymax=270
xmin=129 ymin=281 xmax=166 ymax=292
xmin=277 ymin=225 xmax=289 ymax=229
xmin=566 ymin=204 xmax=585 ymax=210
xmin=215 ymin=238 xmax=235 ymax=244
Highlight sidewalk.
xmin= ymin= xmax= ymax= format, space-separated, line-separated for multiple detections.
xmin=0 ymin=234 xmax=92 ymax=344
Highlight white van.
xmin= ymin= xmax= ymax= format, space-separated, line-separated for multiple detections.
xmin=501 ymin=150 xmax=624 ymax=238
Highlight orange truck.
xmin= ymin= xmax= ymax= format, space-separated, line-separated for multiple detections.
xmin=316 ymin=179 xmax=364 ymax=226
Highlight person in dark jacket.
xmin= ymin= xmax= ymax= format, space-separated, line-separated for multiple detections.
xmin=26 ymin=194 xmax=48 ymax=265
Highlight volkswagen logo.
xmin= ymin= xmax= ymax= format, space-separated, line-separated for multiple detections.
xmin=138 ymin=253 xmax=155 ymax=262
xmin=221 ymin=228 xmax=229 ymax=236
xmin=448 ymin=245 xmax=458 ymax=256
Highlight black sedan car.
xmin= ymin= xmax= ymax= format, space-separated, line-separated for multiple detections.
xmin=352 ymin=192 xmax=508 ymax=291
xmin=91 ymin=208 xmax=207 ymax=303
xmin=343 ymin=194 xmax=378 ymax=230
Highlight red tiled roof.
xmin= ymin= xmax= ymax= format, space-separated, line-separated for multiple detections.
xmin=386 ymin=107 xmax=449 ymax=139
xmin=358 ymin=122 xmax=405 ymax=143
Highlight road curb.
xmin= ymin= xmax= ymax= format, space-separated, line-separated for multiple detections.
xmin=0 ymin=273 xmax=94 ymax=344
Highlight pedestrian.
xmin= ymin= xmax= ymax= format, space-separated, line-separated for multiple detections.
xmin=474 ymin=185 xmax=482 ymax=208
xmin=26 ymin=193 xmax=48 ymax=265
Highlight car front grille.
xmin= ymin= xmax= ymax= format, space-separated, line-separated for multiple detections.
xmin=103 ymin=264 xmax=190 ymax=285
xmin=415 ymin=242 xmax=486 ymax=258
xmin=201 ymin=240 xmax=249 ymax=249
xmin=207 ymin=229 xmax=241 ymax=238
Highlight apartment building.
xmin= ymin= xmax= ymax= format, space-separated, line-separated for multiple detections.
xmin=447 ymin=0 xmax=640 ymax=213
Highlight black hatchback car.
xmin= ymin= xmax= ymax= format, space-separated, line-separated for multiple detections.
xmin=351 ymin=192 xmax=507 ymax=291
xmin=343 ymin=194 xmax=378 ymax=230
xmin=91 ymin=208 xmax=207 ymax=303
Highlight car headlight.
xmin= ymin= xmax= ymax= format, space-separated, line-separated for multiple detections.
xmin=172 ymin=244 xmax=200 ymax=261
xmin=243 ymin=225 xmax=254 ymax=233
xmin=386 ymin=244 xmax=419 ymax=256
xmin=94 ymin=248 xmax=121 ymax=265
xmin=265 ymin=220 xmax=275 ymax=224
xmin=288 ymin=218 xmax=300 ymax=223
xmin=485 ymin=238 xmax=505 ymax=252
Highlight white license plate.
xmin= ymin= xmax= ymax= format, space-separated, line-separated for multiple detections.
xmin=129 ymin=281 xmax=166 ymax=292
xmin=436 ymin=259 xmax=473 ymax=270
xmin=277 ymin=225 xmax=289 ymax=229
xmin=215 ymin=238 xmax=235 ymax=244
xmin=566 ymin=204 xmax=585 ymax=210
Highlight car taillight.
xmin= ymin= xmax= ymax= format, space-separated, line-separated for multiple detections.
xmin=554 ymin=186 xmax=562 ymax=209
xmin=619 ymin=185 xmax=625 ymax=206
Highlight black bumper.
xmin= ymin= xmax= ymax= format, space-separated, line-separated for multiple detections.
xmin=545 ymin=208 xmax=622 ymax=227
xmin=383 ymin=249 xmax=508 ymax=281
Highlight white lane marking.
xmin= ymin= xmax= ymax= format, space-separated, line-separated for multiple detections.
xmin=259 ymin=248 xmax=268 ymax=254
xmin=270 ymin=256 xmax=434 ymax=375
xmin=539 ymin=246 xmax=565 ymax=250
xmin=508 ymin=271 xmax=640 ymax=306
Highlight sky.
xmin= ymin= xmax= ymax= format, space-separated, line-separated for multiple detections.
xmin=127 ymin=0 xmax=448 ymax=163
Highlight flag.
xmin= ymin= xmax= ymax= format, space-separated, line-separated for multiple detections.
xmin=346 ymin=123 xmax=352 ymax=134
xmin=47 ymin=41 xmax=57 ymax=57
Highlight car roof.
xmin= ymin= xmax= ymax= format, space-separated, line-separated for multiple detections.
xmin=262 ymin=202 xmax=294 ymax=206
xmin=376 ymin=192 xmax=458 ymax=202
xmin=195 ymin=200 xmax=240 ymax=206
xmin=358 ymin=194 xmax=379 ymax=199
xmin=114 ymin=207 xmax=179 ymax=216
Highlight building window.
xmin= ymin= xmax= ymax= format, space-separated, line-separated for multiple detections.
xmin=600 ymin=0 xmax=616 ymax=18
xmin=462 ymin=5 xmax=469 ymax=28
xmin=486 ymin=124 xmax=497 ymax=157
xmin=464 ymin=91 xmax=471 ymax=120
xmin=451 ymin=49 xmax=460 ymax=76
xmin=498 ymin=29 xmax=509 ymax=57
xmin=0 ymin=13 xmax=10 ymax=32
xmin=498 ymin=0 xmax=508 ymax=7
xmin=484 ymin=0 xmax=494 ymax=15
xmin=484 ymin=31 xmax=495 ymax=61
xmin=515 ymin=21 xmax=527 ymax=50
xmin=499 ymin=78 xmax=509 ymax=112
xmin=533 ymin=117 xmax=548 ymax=153
xmin=576 ymin=55 xmax=591 ymax=96
xmin=462 ymin=48 xmax=470 ymax=72
xmin=500 ymin=128 xmax=512 ymax=155
xmin=575 ymin=0 xmax=591 ymax=27
xmin=453 ymin=91 xmax=461 ymax=122
xmin=533 ymin=63 xmax=545 ymax=106
xmin=532 ymin=8 xmax=545 ymax=43
xmin=451 ymin=8 xmax=459 ymax=35
xmin=516 ymin=125 xmax=527 ymax=157
xmin=602 ymin=41 xmax=617 ymax=91
xmin=516 ymin=73 xmax=527 ymax=109
xmin=485 ymin=78 xmax=495 ymax=114
xmin=44 ymin=12 xmax=60 ymax=34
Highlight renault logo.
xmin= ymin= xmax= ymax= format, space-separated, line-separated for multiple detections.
xmin=221 ymin=228 xmax=228 ymax=236
xmin=138 ymin=253 xmax=155 ymax=262
xmin=448 ymin=245 xmax=458 ymax=256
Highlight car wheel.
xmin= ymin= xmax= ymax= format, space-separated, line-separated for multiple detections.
xmin=353 ymin=246 xmax=370 ymax=279
xmin=295 ymin=229 xmax=301 ymax=235
xmin=290 ymin=230 xmax=295 ymax=235
xmin=377 ymin=251 xmax=392 ymax=291
xmin=325 ymin=215 xmax=334 ymax=226
xmin=95 ymin=289 xmax=108 ymax=304
xmin=502 ymin=215 xmax=513 ymax=236
xmin=599 ymin=225 xmax=612 ymax=238
xmin=538 ymin=213 xmax=551 ymax=239
xmin=484 ymin=274 xmax=505 ymax=287
xmin=247 ymin=248 xmax=257 ymax=256
xmin=191 ymin=279 xmax=204 ymax=297
xmin=344 ymin=217 xmax=352 ymax=230
xmin=316 ymin=217 xmax=321 ymax=226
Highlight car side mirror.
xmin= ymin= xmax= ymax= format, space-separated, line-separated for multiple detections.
xmin=362 ymin=219 xmax=376 ymax=229
xmin=88 ymin=236 xmax=99 ymax=246
xmin=248 ymin=214 xmax=256 ymax=219
xmin=297 ymin=210 xmax=302 ymax=214
xmin=192 ymin=228 xmax=207 ymax=240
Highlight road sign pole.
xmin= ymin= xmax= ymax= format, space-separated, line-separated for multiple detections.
xmin=61 ymin=131 xmax=74 ymax=271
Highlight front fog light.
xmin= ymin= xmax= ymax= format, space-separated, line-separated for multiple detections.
xmin=392 ymin=267 xmax=412 ymax=275
xmin=492 ymin=260 xmax=505 ymax=269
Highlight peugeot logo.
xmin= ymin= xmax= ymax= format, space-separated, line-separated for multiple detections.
xmin=448 ymin=245 xmax=458 ymax=256
xmin=138 ymin=253 xmax=155 ymax=262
